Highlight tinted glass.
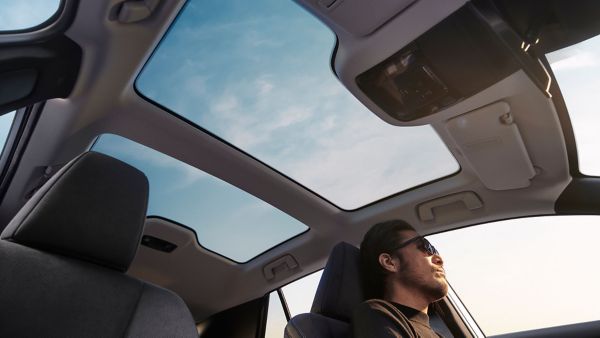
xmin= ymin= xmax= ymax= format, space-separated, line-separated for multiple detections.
xmin=93 ymin=134 xmax=308 ymax=262
xmin=0 ymin=112 xmax=15 ymax=148
xmin=547 ymin=34 xmax=600 ymax=175
xmin=0 ymin=1 xmax=61 ymax=31
xmin=136 ymin=0 xmax=459 ymax=209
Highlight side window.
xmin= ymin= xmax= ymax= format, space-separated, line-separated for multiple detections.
xmin=0 ymin=112 xmax=15 ymax=150
xmin=0 ymin=109 xmax=33 ymax=204
xmin=281 ymin=270 xmax=322 ymax=316
xmin=265 ymin=292 xmax=287 ymax=338
xmin=264 ymin=270 xmax=323 ymax=337
xmin=0 ymin=1 xmax=61 ymax=32
xmin=427 ymin=216 xmax=600 ymax=336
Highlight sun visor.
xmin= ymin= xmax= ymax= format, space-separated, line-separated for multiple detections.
xmin=446 ymin=101 xmax=536 ymax=190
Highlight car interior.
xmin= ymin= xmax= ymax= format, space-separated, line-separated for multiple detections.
xmin=1 ymin=0 xmax=600 ymax=337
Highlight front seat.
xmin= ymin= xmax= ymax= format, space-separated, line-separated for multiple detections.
xmin=285 ymin=242 xmax=364 ymax=338
xmin=0 ymin=151 xmax=197 ymax=337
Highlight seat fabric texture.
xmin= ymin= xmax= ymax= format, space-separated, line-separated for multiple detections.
xmin=0 ymin=151 xmax=197 ymax=338
xmin=284 ymin=242 xmax=364 ymax=338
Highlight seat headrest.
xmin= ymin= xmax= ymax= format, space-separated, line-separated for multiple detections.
xmin=311 ymin=242 xmax=364 ymax=322
xmin=1 ymin=151 xmax=149 ymax=272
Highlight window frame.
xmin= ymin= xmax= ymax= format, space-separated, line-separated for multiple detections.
xmin=445 ymin=285 xmax=485 ymax=338
xmin=276 ymin=289 xmax=291 ymax=321
xmin=262 ymin=290 xmax=291 ymax=338
xmin=0 ymin=104 xmax=43 ymax=204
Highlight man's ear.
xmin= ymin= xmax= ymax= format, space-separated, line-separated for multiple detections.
xmin=378 ymin=253 xmax=399 ymax=273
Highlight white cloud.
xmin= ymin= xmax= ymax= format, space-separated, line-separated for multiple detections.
xmin=181 ymin=61 xmax=457 ymax=208
xmin=137 ymin=3 xmax=458 ymax=209
xmin=548 ymin=50 xmax=599 ymax=72
xmin=213 ymin=94 xmax=239 ymax=115
xmin=256 ymin=77 xmax=274 ymax=96
xmin=199 ymin=69 xmax=455 ymax=208
xmin=285 ymin=117 xmax=456 ymax=208
xmin=244 ymin=30 xmax=282 ymax=48
xmin=266 ymin=106 xmax=312 ymax=130
xmin=204 ymin=75 xmax=318 ymax=149
xmin=100 ymin=136 xmax=209 ymax=191
xmin=183 ymin=75 xmax=208 ymax=97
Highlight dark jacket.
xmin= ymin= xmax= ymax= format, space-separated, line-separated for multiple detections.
xmin=353 ymin=299 xmax=443 ymax=338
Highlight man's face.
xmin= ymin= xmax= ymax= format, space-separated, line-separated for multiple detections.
xmin=392 ymin=230 xmax=448 ymax=302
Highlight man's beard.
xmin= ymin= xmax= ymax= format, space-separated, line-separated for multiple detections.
xmin=399 ymin=262 xmax=449 ymax=302
xmin=422 ymin=274 xmax=448 ymax=302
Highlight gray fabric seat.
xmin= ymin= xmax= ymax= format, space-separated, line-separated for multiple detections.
xmin=0 ymin=151 xmax=197 ymax=338
xmin=285 ymin=242 xmax=364 ymax=338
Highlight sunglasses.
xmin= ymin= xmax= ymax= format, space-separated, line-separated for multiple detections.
xmin=392 ymin=236 xmax=439 ymax=256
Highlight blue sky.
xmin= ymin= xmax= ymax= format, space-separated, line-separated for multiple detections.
xmin=93 ymin=134 xmax=307 ymax=263
xmin=0 ymin=0 xmax=59 ymax=31
xmin=0 ymin=112 xmax=14 ymax=145
xmin=136 ymin=0 xmax=458 ymax=210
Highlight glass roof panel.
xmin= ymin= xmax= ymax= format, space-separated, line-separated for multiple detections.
xmin=0 ymin=0 xmax=61 ymax=31
xmin=93 ymin=134 xmax=308 ymax=263
xmin=547 ymin=34 xmax=600 ymax=176
xmin=136 ymin=0 xmax=459 ymax=209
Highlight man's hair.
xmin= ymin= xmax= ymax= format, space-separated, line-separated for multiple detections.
xmin=359 ymin=219 xmax=415 ymax=299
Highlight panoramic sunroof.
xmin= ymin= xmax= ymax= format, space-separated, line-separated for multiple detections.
xmin=136 ymin=0 xmax=459 ymax=209
xmin=93 ymin=134 xmax=308 ymax=263
xmin=547 ymin=34 xmax=600 ymax=176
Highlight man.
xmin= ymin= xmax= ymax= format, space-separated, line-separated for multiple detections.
xmin=353 ymin=220 xmax=447 ymax=338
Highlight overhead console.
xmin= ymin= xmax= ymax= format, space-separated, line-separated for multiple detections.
xmin=356 ymin=2 xmax=551 ymax=122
